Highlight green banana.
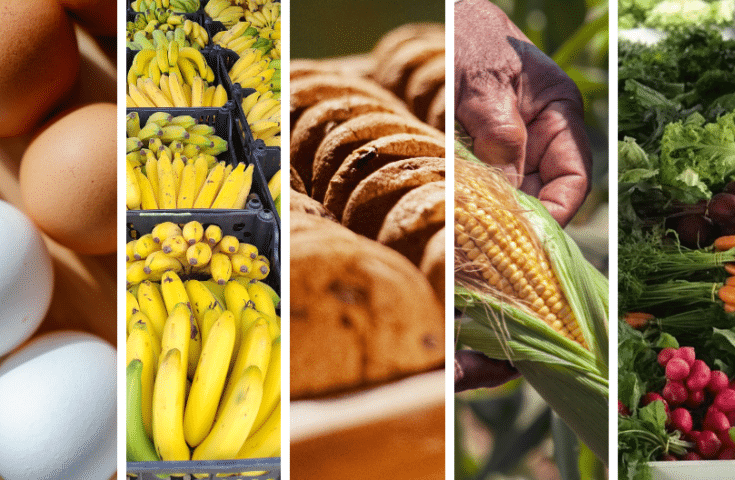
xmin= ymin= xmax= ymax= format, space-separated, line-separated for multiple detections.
xmin=126 ymin=360 xmax=160 ymax=462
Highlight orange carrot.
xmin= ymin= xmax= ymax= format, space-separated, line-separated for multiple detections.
xmin=718 ymin=285 xmax=735 ymax=304
xmin=725 ymin=303 xmax=735 ymax=314
xmin=715 ymin=236 xmax=735 ymax=251
xmin=726 ymin=263 xmax=735 ymax=276
xmin=624 ymin=312 xmax=655 ymax=330
xmin=727 ymin=276 xmax=735 ymax=287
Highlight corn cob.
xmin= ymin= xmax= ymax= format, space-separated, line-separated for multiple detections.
xmin=455 ymin=167 xmax=587 ymax=349
xmin=454 ymin=134 xmax=608 ymax=464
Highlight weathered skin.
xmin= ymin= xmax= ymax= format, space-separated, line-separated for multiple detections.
xmin=454 ymin=0 xmax=593 ymax=392
xmin=455 ymin=0 xmax=592 ymax=228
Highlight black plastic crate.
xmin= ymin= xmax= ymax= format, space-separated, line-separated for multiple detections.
xmin=127 ymin=457 xmax=280 ymax=480
xmin=126 ymin=47 xmax=235 ymax=105
xmin=127 ymin=106 xmax=275 ymax=222
xmin=127 ymin=209 xmax=280 ymax=294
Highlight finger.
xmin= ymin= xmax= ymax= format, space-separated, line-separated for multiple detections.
xmin=455 ymin=350 xmax=521 ymax=392
xmin=526 ymin=99 xmax=592 ymax=227
xmin=454 ymin=0 xmax=528 ymax=186
xmin=516 ymin=46 xmax=592 ymax=227
xmin=455 ymin=77 xmax=527 ymax=187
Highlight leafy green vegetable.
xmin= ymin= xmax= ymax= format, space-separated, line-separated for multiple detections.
xmin=659 ymin=111 xmax=735 ymax=202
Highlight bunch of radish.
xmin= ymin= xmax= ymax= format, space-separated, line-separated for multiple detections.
xmin=643 ymin=346 xmax=735 ymax=460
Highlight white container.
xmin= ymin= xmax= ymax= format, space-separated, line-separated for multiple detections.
xmin=650 ymin=460 xmax=735 ymax=480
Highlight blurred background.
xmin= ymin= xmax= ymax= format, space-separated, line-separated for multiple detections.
xmin=290 ymin=0 xmax=444 ymax=59
xmin=454 ymin=1 xmax=609 ymax=480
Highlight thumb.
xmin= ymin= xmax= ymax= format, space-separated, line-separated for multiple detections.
xmin=455 ymin=75 xmax=526 ymax=188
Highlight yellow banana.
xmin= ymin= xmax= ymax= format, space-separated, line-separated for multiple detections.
xmin=228 ymin=49 xmax=262 ymax=79
xmin=210 ymin=252 xmax=233 ymax=285
xmin=240 ymin=91 xmax=260 ymax=116
xmin=202 ymin=85 xmax=216 ymax=107
xmin=193 ymin=366 xmax=263 ymax=461
xmin=182 ymin=220 xmax=204 ymax=245
xmin=144 ymin=250 xmax=184 ymax=275
xmin=126 ymin=240 xmax=137 ymax=263
xmin=212 ymin=84 xmax=228 ymax=107
xmin=151 ymin=221 xmax=182 ymax=244
xmin=183 ymin=310 xmax=236 ymax=447
xmin=230 ymin=253 xmax=253 ymax=276
xmin=267 ymin=169 xmax=281 ymax=201
xmin=193 ymin=153 xmax=209 ymax=196
xmin=185 ymin=279 xmax=224 ymax=335
xmin=157 ymin=153 xmax=177 ymax=209
xmin=211 ymin=163 xmax=246 ymax=209
xmin=187 ymin=315 xmax=202 ymax=379
xmin=247 ymin=258 xmax=270 ymax=280
xmin=238 ymin=400 xmax=280 ymax=459
xmin=250 ymin=336 xmax=280 ymax=433
xmin=126 ymin=290 xmax=140 ymax=331
xmin=168 ymin=71 xmax=188 ymax=107
xmin=199 ymin=307 xmax=223 ymax=346
xmin=233 ymin=163 xmax=255 ymax=209
xmin=137 ymin=280 xmax=168 ymax=339
xmin=178 ymin=46 xmax=208 ymax=76
xmin=160 ymin=271 xmax=191 ymax=313
xmin=152 ymin=348 xmax=190 ymax=461
xmin=238 ymin=242 xmax=259 ymax=260
xmin=186 ymin=241 xmax=212 ymax=267
xmin=247 ymin=98 xmax=280 ymax=124
xmin=134 ymin=166 xmax=159 ymax=210
xmin=127 ymin=260 xmax=148 ymax=288
xmin=191 ymin=76 xmax=205 ymax=107
xmin=161 ymin=234 xmax=188 ymax=257
xmin=193 ymin=161 xmax=226 ymax=208
xmin=223 ymin=279 xmax=251 ymax=318
xmin=204 ymin=224 xmax=223 ymax=246
xmin=221 ymin=318 xmax=270 ymax=412
xmin=126 ymin=158 xmax=142 ymax=210
xmin=246 ymin=280 xmax=276 ymax=318
xmin=133 ymin=233 xmax=160 ymax=261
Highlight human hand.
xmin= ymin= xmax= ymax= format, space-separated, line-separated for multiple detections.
xmin=455 ymin=0 xmax=592 ymax=227
xmin=455 ymin=350 xmax=521 ymax=392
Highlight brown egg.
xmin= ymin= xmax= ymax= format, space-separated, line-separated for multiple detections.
xmin=0 ymin=0 xmax=80 ymax=137
xmin=19 ymin=103 xmax=116 ymax=256
xmin=57 ymin=0 xmax=116 ymax=37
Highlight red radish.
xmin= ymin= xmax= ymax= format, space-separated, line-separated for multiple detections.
xmin=687 ymin=430 xmax=703 ymax=443
xmin=704 ymin=408 xmax=730 ymax=432
xmin=671 ymin=408 xmax=693 ymax=434
xmin=708 ymin=192 xmax=735 ymax=228
xmin=720 ymin=429 xmax=735 ymax=448
xmin=663 ymin=381 xmax=688 ymax=406
xmin=618 ymin=400 xmax=630 ymax=416
xmin=682 ymin=451 xmax=702 ymax=460
xmin=675 ymin=347 xmax=696 ymax=366
xmin=714 ymin=389 xmax=735 ymax=412
xmin=666 ymin=358 xmax=691 ymax=381
xmin=642 ymin=392 xmax=670 ymax=413
xmin=686 ymin=359 xmax=711 ymax=391
xmin=658 ymin=347 xmax=677 ymax=367
xmin=727 ymin=411 xmax=735 ymax=425
xmin=717 ymin=448 xmax=735 ymax=460
xmin=708 ymin=370 xmax=730 ymax=393
xmin=660 ymin=453 xmax=677 ymax=461
xmin=686 ymin=389 xmax=706 ymax=408
xmin=697 ymin=430 xmax=722 ymax=458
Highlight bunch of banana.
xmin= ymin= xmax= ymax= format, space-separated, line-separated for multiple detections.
xmin=228 ymin=52 xmax=279 ymax=95
xmin=126 ymin=220 xmax=272 ymax=288
xmin=204 ymin=0 xmax=245 ymax=27
xmin=211 ymin=20 xmax=273 ymax=57
xmin=127 ymin=45 xmax=229 ymax=108
xmin=240 ymin=88 xmax=280 ymax=146
xmin=244 ymin=1 xmax=279 ymax=31
xmin=127 ymin=13 xmax=208 ymax=51
xmin=132 ymin=0 xmax=201 ymax=14
xmin=126 ymin=268 xmax=281 ymax=463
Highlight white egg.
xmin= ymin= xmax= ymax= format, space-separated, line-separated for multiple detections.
xmin=0 ymin=331 xmax=116 ymax=480
xmin=0 ymin=200 xmax=53 ymax=356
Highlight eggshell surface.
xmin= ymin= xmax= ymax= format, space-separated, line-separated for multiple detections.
xmin=0 ymin=0 xmax=79 ymax=137
xmin=0 ymin=331 xmax=116 ymax=480
xmin=0 ymin=200 xmax=53 ymax=356
xmin=19 ymin=103 xmax=117 ymax=255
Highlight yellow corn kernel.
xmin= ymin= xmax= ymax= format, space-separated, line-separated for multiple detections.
xmin=454 ymin=177 xmax=588 ymax=350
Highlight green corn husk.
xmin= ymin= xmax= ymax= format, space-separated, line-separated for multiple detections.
xmin=455 ymin=139 xmax=609 ymax=464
